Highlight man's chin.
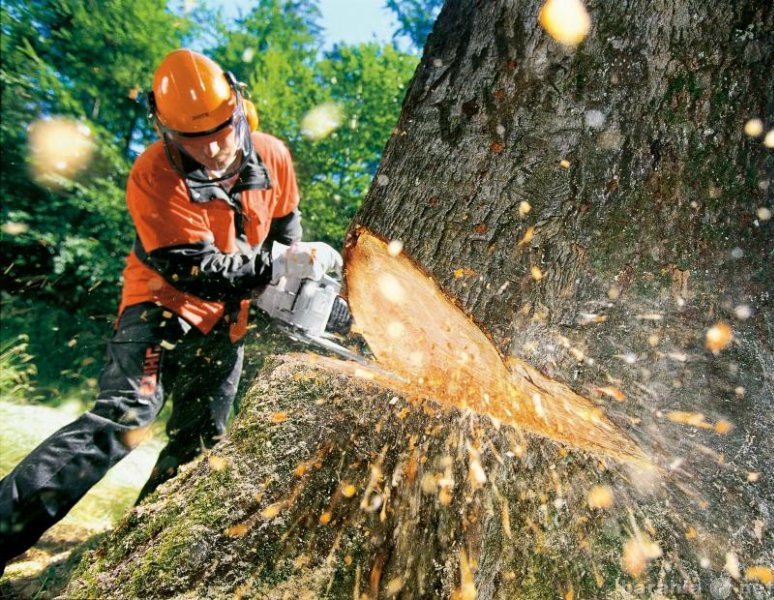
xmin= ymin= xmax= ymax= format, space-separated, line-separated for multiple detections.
xmin=205 ymin=156 xmax=238 ymax=174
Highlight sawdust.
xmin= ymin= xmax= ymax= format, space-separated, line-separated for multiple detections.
xmin=336 ymin=229 xmax=649 ymax=465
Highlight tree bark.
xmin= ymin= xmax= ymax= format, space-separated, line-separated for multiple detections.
xmin=361 ymin=0 xmax=772 ymax=347
xmin=353 ymin=0 xmax=774 ymax=594
xmin=63 ymin=1 xmax=773 ymax=598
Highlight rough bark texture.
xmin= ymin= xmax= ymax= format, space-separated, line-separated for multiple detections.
xmin=360 ymin=0 xmax=772 ymax=341
xmin=354 ymin=0 xmax=773 ymax=594
xmin=62 ymin=1 xmax=773 ymax=598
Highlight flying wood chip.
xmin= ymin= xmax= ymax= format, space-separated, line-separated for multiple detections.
xmin=335 ymin=229 xmax=649 ymax=466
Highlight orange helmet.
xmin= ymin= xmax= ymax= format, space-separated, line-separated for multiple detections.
xmin=148 ymin=49 xmax=253 ymax=182
xmin=151 ymin=49 xmax=237 ymax=134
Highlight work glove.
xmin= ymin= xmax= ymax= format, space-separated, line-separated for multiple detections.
xmin=271 ymin=241 xmax=343 ymax=282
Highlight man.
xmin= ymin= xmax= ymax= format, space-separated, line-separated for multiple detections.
xmin=0 ymin=49 xmax=342 ymax=565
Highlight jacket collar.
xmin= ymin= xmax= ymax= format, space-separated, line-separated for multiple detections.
xmin=183 ymin=146 xmax=272 ymax=204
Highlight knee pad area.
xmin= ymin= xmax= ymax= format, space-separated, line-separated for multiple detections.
xmin=89 ymin=394 xmax=163 ymax=432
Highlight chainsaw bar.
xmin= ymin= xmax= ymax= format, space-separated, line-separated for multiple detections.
xmin=279 ymin=325 xmax=372 ymax=366
xmin=278 ymin=325 xmax=410 ymax=385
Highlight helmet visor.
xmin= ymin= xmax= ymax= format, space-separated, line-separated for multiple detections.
xmin=156 ymin=98 xmax=252 ymax=183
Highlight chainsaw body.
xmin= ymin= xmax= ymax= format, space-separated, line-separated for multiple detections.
xmin=254 ymin=274 xmax=364 ymax=363
xmin=255 ymin=274 xmax=339 ymax=337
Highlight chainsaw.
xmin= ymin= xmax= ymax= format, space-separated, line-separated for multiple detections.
xmin=253 ymin=273 xmax=367 ymax=364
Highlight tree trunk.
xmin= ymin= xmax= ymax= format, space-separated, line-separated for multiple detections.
xmin=64 ymin=1 xmax=772 ymax=598
xmin=353 ymin=0 xmax=774 ymax=594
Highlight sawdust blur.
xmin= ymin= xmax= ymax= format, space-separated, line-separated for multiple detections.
xmin=27 ymin=117 xmax=95 ymax=188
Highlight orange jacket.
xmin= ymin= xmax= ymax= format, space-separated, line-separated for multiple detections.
xmin=119 ymin=131 xmax=301 ymax=341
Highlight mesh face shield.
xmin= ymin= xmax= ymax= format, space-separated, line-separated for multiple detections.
xmin=159 ymin=109 xmax=253 ymax=183
xmin=148 ymin=74 xmax=254 ymax=183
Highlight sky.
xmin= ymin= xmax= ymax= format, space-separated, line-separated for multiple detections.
xmin=219 ymin=0 xmax=398 ymax=49
xmin=317 ymin=0 xmax=397 ymax=47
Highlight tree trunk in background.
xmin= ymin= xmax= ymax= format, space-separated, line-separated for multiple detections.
xmin=61 ymin=1 xmax=773 ymax=599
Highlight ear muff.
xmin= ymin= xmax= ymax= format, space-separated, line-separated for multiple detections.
xmin=243 ymin=99 xmax=259 ymax=131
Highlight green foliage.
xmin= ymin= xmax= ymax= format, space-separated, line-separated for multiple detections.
xmin=1 ymin=0 xmax=191 ymax=148
xmin=2 ymin=126 xmax=137 ymax=310
xmin=211 ymin=1 xmax=417 ymax=246
xmin=1 ymin=293 xmax=112 ymax=403
xmin=1 ymin=0 xmax=417 ymax=398
xmin=298 ymin=43 xmax=418 ymax=243
xmin=211 ymin=0 xmax=323 ymax=140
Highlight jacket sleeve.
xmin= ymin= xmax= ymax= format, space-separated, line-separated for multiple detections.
xmin=137 ymin=238 xmax=273 ymax=302
xmin=266 ymin=208 xmax=303 ymax=246
xmin=127 ymin=157 xmax=273 ymax=302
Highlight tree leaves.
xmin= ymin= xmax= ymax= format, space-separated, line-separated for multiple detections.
xmin=1 ymin=0 xmax=430 ymax=391
xmin=212 ymin=3 xmax=418 ymax=245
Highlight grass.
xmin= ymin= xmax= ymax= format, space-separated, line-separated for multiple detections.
xmin=0 ymin=334 xmax=37 ymax=400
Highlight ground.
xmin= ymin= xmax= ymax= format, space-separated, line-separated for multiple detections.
xmin=1 ymin=522 xmax=104 ymax=600
xmin=0 ymin=401 xmax=163 ymax=600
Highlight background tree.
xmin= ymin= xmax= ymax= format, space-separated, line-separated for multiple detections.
xmin=1 ymin=0 xmax=193 ymax=394
xmin=296 ymin=43 xmax=417 ymax=243
xmin=211 ymin=1 xmax=417 ymax=244
xmin=57 ymin=0 xmax=774 ymax=599
xmin=210 ymin=0 xmax=323 ymax=139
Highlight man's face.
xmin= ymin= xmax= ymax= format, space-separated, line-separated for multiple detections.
xmin=172 ymin=124 xmax=240 ymax=173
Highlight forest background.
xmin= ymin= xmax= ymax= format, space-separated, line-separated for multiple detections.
xmin=0 ymin=0 xmax=442 ymax=408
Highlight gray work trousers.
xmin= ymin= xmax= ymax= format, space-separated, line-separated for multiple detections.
xmin=0 ymin=303 xmax=244 ymax=562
